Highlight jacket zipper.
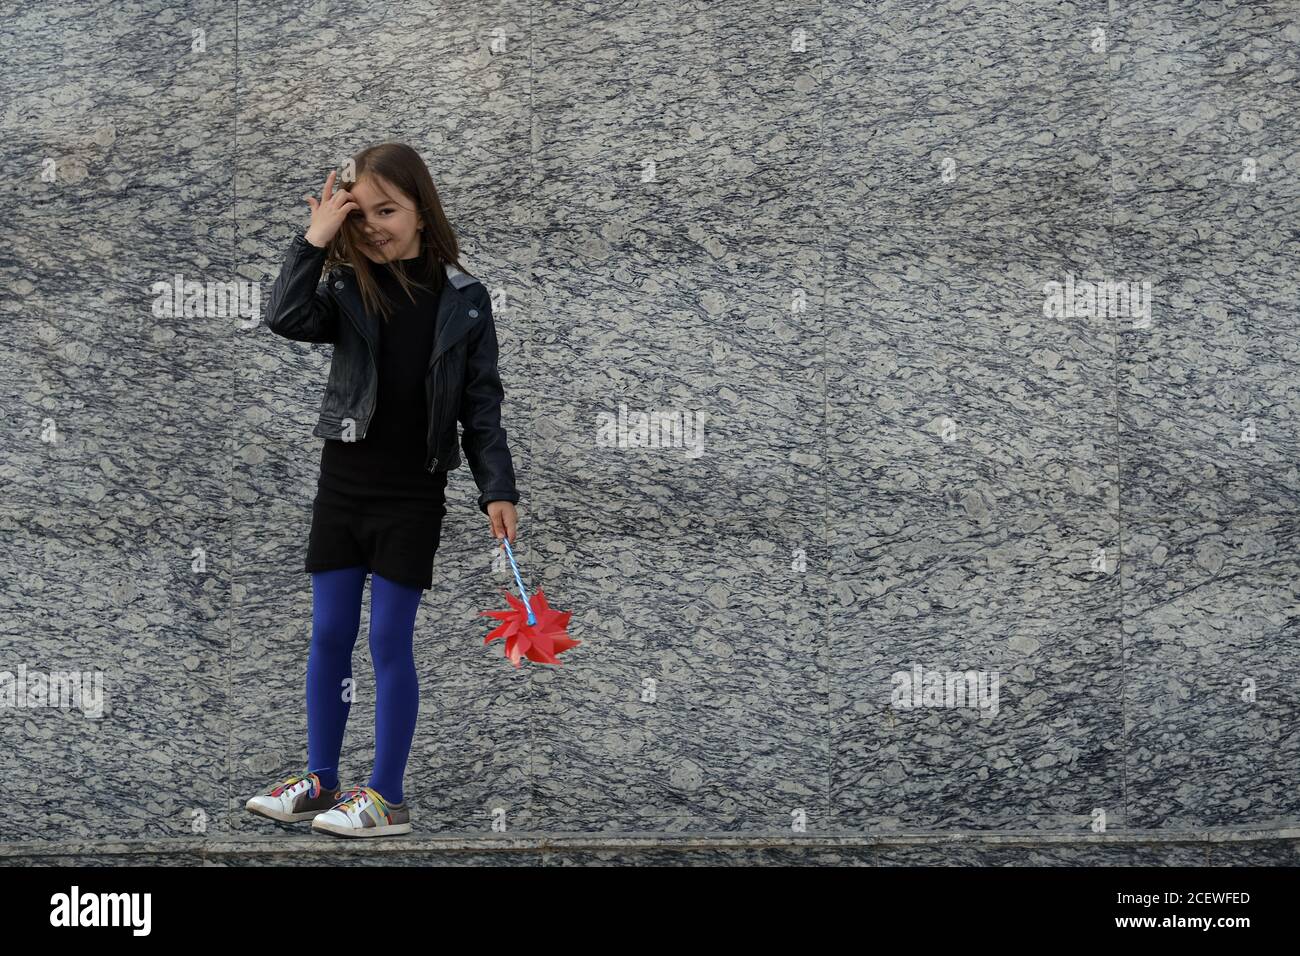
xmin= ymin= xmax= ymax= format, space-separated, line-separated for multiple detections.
xmin=333 ymin=282 xmax=378 ymax=439
xmin=442 ymin=356 xmax=453 ymax=451
xmin=427 ymin=356 xmax=449 ymax=472
xmin=359 ymin=327 xmax=377 ymax=439
xmin=428 ymin=361 xmax=444 ymax=470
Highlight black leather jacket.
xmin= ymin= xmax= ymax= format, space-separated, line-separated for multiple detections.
xmin=263 ymin=231 xmax=520 ymax=516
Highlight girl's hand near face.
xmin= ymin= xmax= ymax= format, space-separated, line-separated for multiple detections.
xmin=302 ymin=169 xmax=360 ymax=248
xmin=487 ymin=501 xmax=518 ymax=547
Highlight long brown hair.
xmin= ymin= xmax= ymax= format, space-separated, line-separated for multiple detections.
xmin=320 ymin=142 xmax=471 ymax=323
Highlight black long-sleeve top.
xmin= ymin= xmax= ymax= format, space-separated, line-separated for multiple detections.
xmin=316 ymin=254 xmax=446 ymax=500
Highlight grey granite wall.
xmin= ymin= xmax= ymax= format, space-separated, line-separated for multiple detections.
xmin=1 ymin=0 xmax=1296 ymax=855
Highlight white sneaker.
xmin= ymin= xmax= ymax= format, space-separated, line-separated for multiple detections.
xmin=246 ymin=771 xmax=342 ymax=823
xmin=311 ymin=785 xmax=412 ymax=838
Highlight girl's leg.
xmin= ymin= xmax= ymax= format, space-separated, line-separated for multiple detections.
xmin=366 ymin=571 xmax=423 ymax=805
xmin=306 ymin=566 xmax=368 ymax=791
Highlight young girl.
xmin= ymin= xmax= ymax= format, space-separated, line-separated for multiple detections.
xmin=245 ymin=142 xmax=521 ymax=837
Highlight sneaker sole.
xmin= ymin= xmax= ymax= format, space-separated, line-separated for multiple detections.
xmin=311 ymin=817 xmax=412 ymax=838
xmin=246 ymin=800 xmax=331 ymax=824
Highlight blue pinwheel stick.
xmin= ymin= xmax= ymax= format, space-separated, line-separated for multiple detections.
xmin=500 ymin=535 xmax=536 ymax=626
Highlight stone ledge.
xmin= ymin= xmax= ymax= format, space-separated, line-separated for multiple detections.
xmin=5 ymin=825 xmax=1299 ymax=861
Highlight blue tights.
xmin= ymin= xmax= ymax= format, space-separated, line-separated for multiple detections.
xmin=305 ymin=566 xmax=423 ymax=805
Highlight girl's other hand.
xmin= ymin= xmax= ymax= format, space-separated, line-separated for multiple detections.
xmin=487 ymin=501 xmax=518 ymax=547
xmin=302 ymin=169 xmax=359 ymax=248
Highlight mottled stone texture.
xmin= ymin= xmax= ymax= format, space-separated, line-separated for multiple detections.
xmin=1 ymin=0 xmax=1296 ymax=861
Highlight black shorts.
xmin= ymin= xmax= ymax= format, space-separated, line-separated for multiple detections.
xmin=304 ymin=476 xmax=448 ymax=591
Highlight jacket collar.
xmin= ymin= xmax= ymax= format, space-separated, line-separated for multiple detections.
xmin=328 ymin=262 xmax=481 ymax=367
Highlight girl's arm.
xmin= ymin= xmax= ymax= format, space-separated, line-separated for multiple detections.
xmin=458 ymin=286 xmax=521 ymax=515
xmin=262 ymin=232 xmax=341 ymax=344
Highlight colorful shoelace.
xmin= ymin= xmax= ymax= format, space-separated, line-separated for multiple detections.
xmin=334 ymin=785 xmax=393 ymax=823
xmin=269 ymin=771 xmax=321 ymax=800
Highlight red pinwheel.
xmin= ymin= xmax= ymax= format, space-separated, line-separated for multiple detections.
xmin=479 ymin=537 xmax=578 ymax=667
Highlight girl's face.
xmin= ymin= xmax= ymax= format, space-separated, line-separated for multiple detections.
xmin=347 ymin=176 xmax=423 ymax=263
